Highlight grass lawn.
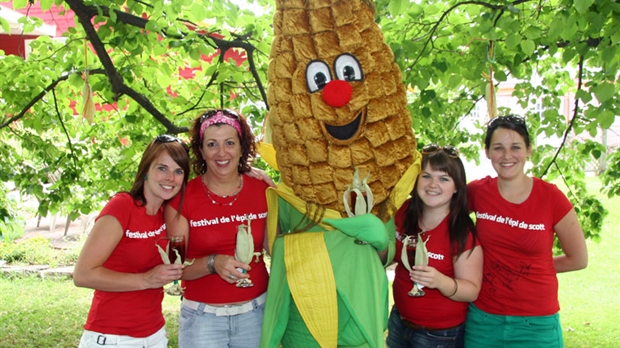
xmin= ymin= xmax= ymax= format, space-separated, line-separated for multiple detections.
xmin=557 ymin=178 xmax=620 ymax=348
xmin=0 ymin=278 xmax=183 ymax=348
xmin=0 ymin=178 xmax=618 ymax=347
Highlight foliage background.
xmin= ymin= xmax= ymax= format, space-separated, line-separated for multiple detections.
xmin=0 ymin=0 xmax=618 ymax=243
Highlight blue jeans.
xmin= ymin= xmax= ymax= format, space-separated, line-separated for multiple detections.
xmin=178 ymin=298 xmax=265 ymax=348
xmin=386 ymin=307 xmax=464 ymax=348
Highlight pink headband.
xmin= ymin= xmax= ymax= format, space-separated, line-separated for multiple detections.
xmin=199 ymin=111 xmax=243 ymax=143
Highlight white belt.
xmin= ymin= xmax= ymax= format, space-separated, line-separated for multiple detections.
xmin=182 ymin=292 xmax=267 ymax=317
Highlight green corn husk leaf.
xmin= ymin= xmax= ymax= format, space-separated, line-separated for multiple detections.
xmin=156 ymin=244 xmax=171 ymax=265
xmin=235 ymin=215 xmax=254 ymax=264
xmin=343 ymin=168 xmax=374 ymax=217
xmin=416 ymin=234 xmax=431 ymax=266
xmin=401 ymin=235 xmax=413 ymax=272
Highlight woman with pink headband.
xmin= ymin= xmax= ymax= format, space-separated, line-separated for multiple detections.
xmin=165 ymin=109 xmax=271 ymax=348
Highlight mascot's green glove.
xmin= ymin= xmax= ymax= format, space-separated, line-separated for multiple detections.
xmin=323 ymin=214 xmax=388 ymax=251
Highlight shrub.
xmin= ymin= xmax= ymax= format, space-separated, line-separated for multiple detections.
xmin=0 ymin=185 xmax=25 ymax=242
xmin=0 ymin=236 xmax=80 ymax=267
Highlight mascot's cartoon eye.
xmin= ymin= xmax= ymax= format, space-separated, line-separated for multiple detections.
xmin=306 ymin=60 xmax=333 ymax=93
xmin=334 ymin=54 xmax=363 ymax=81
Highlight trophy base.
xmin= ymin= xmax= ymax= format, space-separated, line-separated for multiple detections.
xmin=407 ymin=290 xmax=426 ymax=297
xmin=236 ymin=279 xmax=254 ymax=288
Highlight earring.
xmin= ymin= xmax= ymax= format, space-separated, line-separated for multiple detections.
xmin=144 ymin=174 xmax=148 ymax=181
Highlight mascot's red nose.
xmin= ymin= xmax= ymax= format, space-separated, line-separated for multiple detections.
xmin=322 ymin=80 xmax=352 ymax=108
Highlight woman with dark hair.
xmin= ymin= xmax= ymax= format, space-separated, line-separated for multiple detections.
xmin=74 ymin=134 xmax=190 ymax=348
xmin=465 ymin=115 xmax=588 ymax=348
xmin=387 ymin=145 xmax=482 ymax=348
xmin=165 ymin=109 xmax=270 ymax=348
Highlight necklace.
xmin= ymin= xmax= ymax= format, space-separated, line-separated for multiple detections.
xmin=419 ymin=211 xmax=448 ymax=232
xmin=201 ymin=175 xmax=243 ymax=206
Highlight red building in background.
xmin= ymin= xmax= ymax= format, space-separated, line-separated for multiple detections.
xmin=0 ymin=2 xmax=74 ymax=57
xmin=0 ymin=1 xmax=246 ymax=74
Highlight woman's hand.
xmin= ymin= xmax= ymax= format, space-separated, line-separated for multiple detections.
xmin=143 ymin=263 xmax=184 ymax=289
xmin=247 ymin=167 xmax=276 ymax=187
xmin=410 ymin=265 xmax=444 ymax=289
xmin=213 ymin=254 xmax=251 ymax=284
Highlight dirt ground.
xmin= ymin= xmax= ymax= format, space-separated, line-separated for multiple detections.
xmin=18 ymin=213 xmax=94 ymax=249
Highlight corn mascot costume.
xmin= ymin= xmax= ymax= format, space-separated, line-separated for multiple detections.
xmin=258 ymin=0 xmax=422 ymax=347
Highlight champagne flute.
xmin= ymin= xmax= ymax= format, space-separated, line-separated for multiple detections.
xmin=405 ymin=235 xmax=425 ymax=297
xmin=401 ymin=234 xmax=426 ymax=297
xmin=168 ymin=235 xmax=186 ymax=265
xmin=350 ymin=190 xmax=368 ymax=245
xmin=235 ymin=217 xmax=258 ymax=288
xmin=162 ymin=235 xmax=186 ymax=296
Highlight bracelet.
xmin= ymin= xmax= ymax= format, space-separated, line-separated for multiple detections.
xmin=206 ymin=254 xmax=217 ymax=275
xmin=447 ymin=278 xmax=458 ymax=297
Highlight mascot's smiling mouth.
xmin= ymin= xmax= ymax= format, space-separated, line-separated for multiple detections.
xmin=324 ymin=111 xmax=364 ymax=142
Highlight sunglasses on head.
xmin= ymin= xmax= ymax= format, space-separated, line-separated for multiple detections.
xmin=487 ymin=115 xmax=526 ymax=129
xmin=155 ymin=134 xmax=188 ymax=151
xmin=155 ymin=134 xmax=184 ymax=144
xmin=200 ymin=109 xmax=240 ymax=121
xmin=421 ymin=144 xmax=460 ymax=158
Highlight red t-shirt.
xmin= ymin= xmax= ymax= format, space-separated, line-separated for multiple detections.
xmin=168 ymin=174 xmax=269 ymax=304
xmin=83 ymin=193 xmax=166 ymax=337
xmin=393 ymin=199 xmax=478 ymax=328
xmin=468 ymin=176 xmax=573 ymax=316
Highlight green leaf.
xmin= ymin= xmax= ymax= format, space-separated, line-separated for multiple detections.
xmin=560 ymin=17 xmax=578 ymax=41
xmin=40 ymin=0 xmax=53 ymax=11
xmin=125 ymin=114 xmax=137 ymax=123
xmin=156 ymin=73 xmax=170 ymax=89
xmin=505 ymin=33 xmax=521 ymax=49
xmin=520 ymin=40 xmax=535 ymax=56
xmin=574 ymin=0 xmax=595 ymax=14
xmin=189 ymin=47 xmax=201 ymax=61
xmin=601 ymin=46 xmax=617 ymax=64
xmin=153 ymin=42 xmax=167 ymax=56
xmin=68 ymin=73 xmax=84 ymax=89
xmin=407 ymin=3 xmax=424 ymax=17
xmin=388 ymin=0 xmax=409 ymax=16
xmin=190 ymin=3 xmax=209 ymax=23
xmin=12 ymin=0 xmax=27 ymax=10
xmin=575 ymin=89 xmax=592 ymax=103
xmin=0 ymin=18 xmax=9 ymax=34
xmin=562 ymin=48 xmax=577 ymax=64
xmin=109 ymin=9 xmax=118 ymax=23
xmin=523 ymin=26 xmax=541 ymax=40
xmin=547 ymin=17 xmax=564 ymax=41
xmin=597 ymin=110 xmax=615 ymax=129
xmin=592 ymin=82 xmax=615 ymax=103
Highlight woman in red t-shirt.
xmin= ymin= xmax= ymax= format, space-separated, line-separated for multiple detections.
xmin=387 ymin=144 xmax=482 ymax=348
xmin=74 ymin=135 xmax=190 ymax=348
xmin=165 ymin=109 xmax=271 ymax=348
xmin=465 ymin=115 xmax=588 ymax=348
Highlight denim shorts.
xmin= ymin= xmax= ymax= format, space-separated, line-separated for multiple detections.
xmin=178 ymin=294 xmax=265 ymax=348
xmin=386 ymin=306 xmax=464 ymax=348
xmin=78 ymin=326 xmax=167 ymax=348
xmin=464 ymin=303 xmax=564 ymax=348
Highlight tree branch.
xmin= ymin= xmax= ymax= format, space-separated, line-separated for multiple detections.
xmin=63 ymin=0 xmax=186 ymax=134
xmin=51 ymin=88 xmax=77 ymax=167
xmin=0 ymin=68 xmax=105 ymax=129
xmin=62 ymin=0 xmax=266 ymax=133
xmin=406 ymin=1 xmax=512 ymax=71
xmin=539 ymin=53 xmax=584 ymax=178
